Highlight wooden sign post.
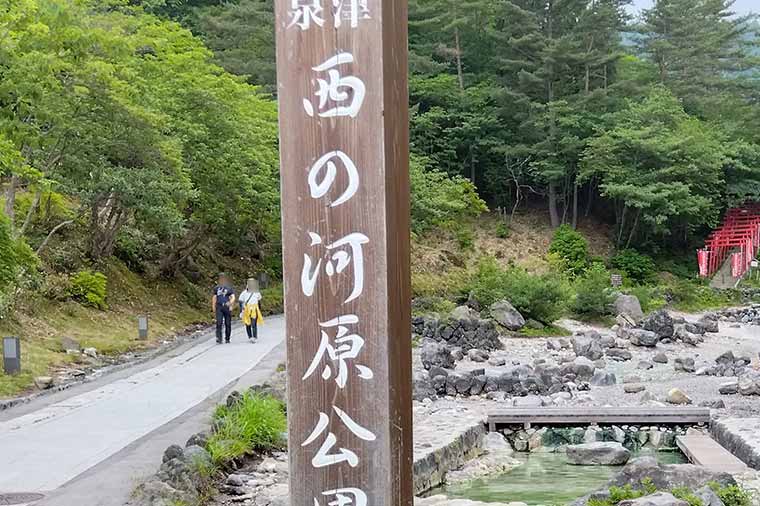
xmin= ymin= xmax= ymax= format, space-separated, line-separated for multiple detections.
xmin=274 ymin=0 xmax=412 ymax=505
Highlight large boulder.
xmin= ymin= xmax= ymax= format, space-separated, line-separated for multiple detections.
xmin=561 ymin=356 xmax=596 ymax=381
xmin=738 ymin=371 xmax=760 ymax=396
xmin=591 ymin=371 xmax=617 ymax=387
xmin=490 ymin=300 xmax=526 ymax=331
xmin=618 ymin=493 xmax=689 ymax=506
xmin=615 ymin=295 xmax=644 ymax=323
xmin=609 ymin=457 xmax=735 ymax=491
xmin=640 ymin=310 xmax=675 ymax=339
xmin=420 ymin=340 xmax=455 ymax=370
xmin=451 ymin=305 xmax=478 ymax=321
xmin=698 ymin=315 xmax=720 ymax=333
xmin=625 ymin=328 xmax=660 ymax=347
xmin=567 ymin=442 xmax=631 ymax=465
xmin=574 ymin=334 xmax=604 ymax=360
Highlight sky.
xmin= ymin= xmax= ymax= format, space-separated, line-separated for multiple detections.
xmin=628 ymin=0 xmax=757 ymax=16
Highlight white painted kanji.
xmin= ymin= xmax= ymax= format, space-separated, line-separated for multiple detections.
xmin=314 ymin=488 xmax=368 ymax=506
xmin=303 ymin=53 xmax=366 ymax=119
xmin=332 ymin=0 xmax=371 ymax=28
xmin=308 ymin=151 xmax=359 ymax=207
xmin=302 ymin=406 xmax=376 ymax=468
xmin=303 ymin=314 xmax=373 ymax=388
xmin=288 ymin=0 xmax=324 ymax=30
xmin=301 ymin=231 xmax=369 ymax=303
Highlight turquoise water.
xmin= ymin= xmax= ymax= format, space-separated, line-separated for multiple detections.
xmin=438 ymin=451 xmax=686 ymax=506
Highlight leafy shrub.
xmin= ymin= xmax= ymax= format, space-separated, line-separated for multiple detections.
xmin=664 ymin=278 xmax=737 ymax=311
xmin=114 ymin=227 xmax=159 ymax=273
xmin=410 ymin=154 xmax=487 ymax=233
xmin=495 ymin=222 xmax=510 ymax=239
xmin=572 ymin=263 xmax=615 ymax=318
xmin=471 ymin=258 xmax=567 ymax=323
xmin=0 ymin=212 xmax=37 ymax=291
xmin=412 ymin=268 xmax=472 ymax=300
xmin=455 ymin=226 xmax=474 ymax=250
xmin=412 ymin=296 xmax=456 ymax=316
xmin=548 ymin=225 xmax=589 ymax=276
xmin=709 ymin=482 xmax=752 ymax=506
xmin=626 ymin=285 xmax=666 ymax=313
xmin=70 ymin=270 xmax=108 ymax=310
xmin=41 ymin=273 xmax=74 ymax=301
xmin=207 ymin=393 xmax=286 ymax=464
xmin=261 ymin=283 xmax=284 ymax=315
xmin=611 ymin=249 xmax=657 ymax=284
xmin=671 ymin=487 xmax=703 ymax=506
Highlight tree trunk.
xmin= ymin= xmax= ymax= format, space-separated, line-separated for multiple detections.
xmin=626 ymin=208 xmax=642 ymax=249
xmin=36 ymin=219 xmax=74 ymax=256
xmin=585 ymin=179 xmax=595 ymax=217
xmin=572 ymin=183 xmax=579 ymax=230
xmin=17 ymin=189 xmax=41 ymax=238
xmin=3 ymin=175 xmax=17 ymax=228
xmin=617 ymin=204 xmax=628 ymax=248
xmin=454 ymin=27 xmax=464 ymax=90
xmin=548 ymin=183 xmax=560 ymax=228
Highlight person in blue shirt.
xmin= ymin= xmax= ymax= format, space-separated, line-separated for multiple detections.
xmin=212 ymin=273 xmax=236 ymax=344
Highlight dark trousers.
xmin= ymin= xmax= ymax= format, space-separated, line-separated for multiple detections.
xmin=245 ymin=320 xmax=258 ymax=340
xmin=215 ymin=306 xmax=232 ymax=342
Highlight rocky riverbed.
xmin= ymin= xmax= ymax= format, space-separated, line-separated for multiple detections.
xmin=136 ymin=302 xmax=760 ymax=506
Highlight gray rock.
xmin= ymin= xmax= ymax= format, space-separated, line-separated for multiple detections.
xmin=624 ymin=384 xmax=646 ymax=394
xmin=488 ymin=357 xmax=507 ymax=367
xmin=738 ymin=371 xmax=760 ymax=396
xmin=185 ymin=432 xmax=209 ymax=449
xmin=574 ymin=334 xmax=604 ymax=360
xmin=609 ymin=457 xmax=735 ymax=491
xmin=34 ymin=376 xmax=54 ymax=390
xmin=490 ymin=300 xmax=526 ymax=331
xmin=674 ymin=357 xmax=696 ymax=373
xmin=653 ymin=353 xmax=669 ymax=364
xmin=718 ymin=380 xmax=739 ymax=395
xmin=420 ymin=340 xmax=455 ymax=370
xmin=618 ymin=492 xmax=688 ymax=506
xmin=60 ymin=336 xmax=81 ymax=353
xmin=163 ymin=444 xmax=184 ymax=463
xmin=698 ymin=315 xmax=720 ymax=333
xmin=451 ymin=305 xmax=478 ymax=320
xmin=666 ymin=388 xmax=692 ymax=405
xmin=615 ymin=294 xmax=645 ymax=322
xmin=413 ymin=373 xmax=437 ymax=401
xmin=567 ymin=442 xmax=631 ymax=465
xmin=699 ymin=399 xmax=726 ymax=409
xmin=591 ymin=371 xmax=617 ymax=387
xmin=183 ymin=445 xmax=212 ymax=467
xmin=626 ymin=328 xmax=660 ymax=347
xmin=468 ymin=349 xmax=490 ymax=363
xmin=696 ymin=486 xmax=725 ymax=506
xmin=637 ymin=360 xmax=654 ymax=370
xmin=606 ymin=348 xmax=633 ymax=362
xmin=567 ymin=356 xmax=596 ymax=381
xmin=641 ymin=310 xmax=675 ymax=338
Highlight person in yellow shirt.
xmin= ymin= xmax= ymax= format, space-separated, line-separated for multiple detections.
xmin=239 ymin=278 xmax=264 ymax=343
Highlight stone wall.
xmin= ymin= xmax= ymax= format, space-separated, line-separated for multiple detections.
xmin=413 ymin=422 xmax=487 ymax=495
xmin=412 ymin=316 xmax=503 ymax=352
xmin=498 ymin=424 xmax=697 ymax=453
xmin=711 ymin=418 xmax=760 ymax=470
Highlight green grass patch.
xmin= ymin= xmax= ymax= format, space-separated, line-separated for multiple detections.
xmin=207 ymin=392 xmax=286 ymax=464
xmin=517 ymin=324 xmax=571 ymax=338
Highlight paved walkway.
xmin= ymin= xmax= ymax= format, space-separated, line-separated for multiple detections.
xmin=0 ymin=316 xmax=286 ymax=502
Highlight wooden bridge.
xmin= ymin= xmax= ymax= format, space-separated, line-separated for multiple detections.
xmin=677 ymin=435 xmax=748 ymax=473
xmin=487 ymin=407 xmax=711 ymax=432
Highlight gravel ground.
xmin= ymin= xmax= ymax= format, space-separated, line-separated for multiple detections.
xmin=414 ymin=310 xmax=760 ymax=418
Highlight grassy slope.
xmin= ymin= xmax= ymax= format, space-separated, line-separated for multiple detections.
xmin=0 ymin=261 xmax=209 ymax=397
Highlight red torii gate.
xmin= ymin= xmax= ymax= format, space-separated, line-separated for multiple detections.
xmin=698 ymin=204 xmax=760 ymax=279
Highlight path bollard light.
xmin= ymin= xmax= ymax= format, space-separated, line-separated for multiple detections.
xmin=611 ymin=274 xmax=623 ymax=288
xmin=3 ymin=336 xmax=21 ymax=375
xmin=138 ymin=316 xmax=149 ymax=340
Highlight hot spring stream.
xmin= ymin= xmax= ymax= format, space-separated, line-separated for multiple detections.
xmin=435 ymin=451 xmax=687 ymax=506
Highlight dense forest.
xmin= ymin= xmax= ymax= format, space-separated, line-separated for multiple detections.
xmin=1 ymin=0 xmax=759 ymax=311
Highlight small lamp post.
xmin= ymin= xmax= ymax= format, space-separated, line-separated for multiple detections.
xmin=3 ymin=336 xmax=21 ymax=375
xmin=611 ymin=274 xmax=623 ymax=288
xmin=138 ymin=315 xmax=149 ymax=340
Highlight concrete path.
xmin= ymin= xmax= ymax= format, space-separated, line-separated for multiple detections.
xmin=0 ymin=316 xmax=286 ymax=502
